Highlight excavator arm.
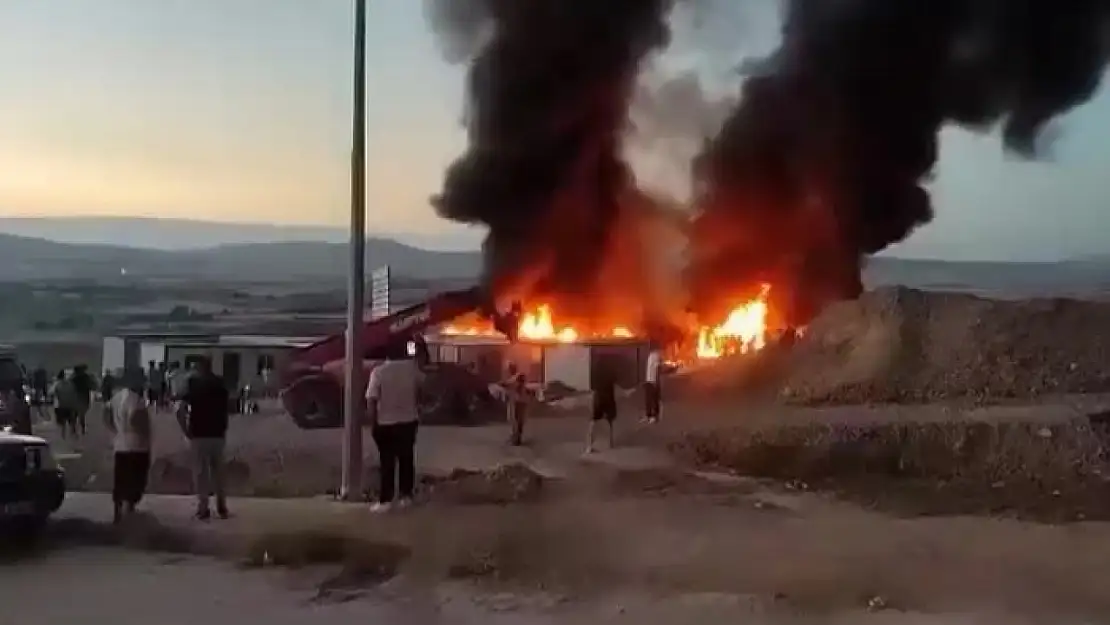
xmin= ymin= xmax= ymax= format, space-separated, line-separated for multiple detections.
xmin=280 ymin=286 xmax=520 ymax=429
xmin=287 ymin=286 xmax=515 ymax=371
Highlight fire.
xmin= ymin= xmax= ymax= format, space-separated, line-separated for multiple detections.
xmin=441 ymin=285 xmax=773 ymax=360
xmin=442 ymin=304 xmax=630 ymax=343
xmin=694 ymin=283 xmax=771 ymax=360
xmin=518 ymin=305 xmax=577 ymax=341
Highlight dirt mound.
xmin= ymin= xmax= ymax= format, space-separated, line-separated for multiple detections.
xmin=432 ymin=463 xmax=546 ymax=505
xmin=674 ymin=417 xmax=1110 ymax=521
xmin=676 ymin=419 xmax=1105 ymax=483
xmin=779 ymin=287 xmax=1110 ymax=403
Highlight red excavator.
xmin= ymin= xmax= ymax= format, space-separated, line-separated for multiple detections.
xmin=280 ymin=286 xmax=520 ymax=429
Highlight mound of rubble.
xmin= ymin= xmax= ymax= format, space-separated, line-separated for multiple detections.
xmin=780 ymin=287 xmax=1110 ymax=404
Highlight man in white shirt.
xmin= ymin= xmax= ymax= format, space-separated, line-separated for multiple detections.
xmin=103 ymin=368 xmax=153 ymax=524
xmin=365 ymin=341 xmax=422 ymax=513
xmin=643 ymin=342 xmax=663 ymax=424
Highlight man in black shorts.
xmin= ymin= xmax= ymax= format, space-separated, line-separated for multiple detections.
xmin=585 ymin=356 xmax=618 ymax=455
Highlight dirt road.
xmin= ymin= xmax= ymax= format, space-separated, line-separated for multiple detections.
xmin=2 ymin=546 xmax=1059 ymax=625
xmin=26 ymin=397 xmax=1110 ymax=623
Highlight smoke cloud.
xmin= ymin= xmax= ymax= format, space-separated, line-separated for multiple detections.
xmin=424 ymin=0 xmax=675 ymax=306
xmin=424 ymin=0 xmax=1110 ymax=330
xmin=690 ymin=0 xmax=1110 ymax=324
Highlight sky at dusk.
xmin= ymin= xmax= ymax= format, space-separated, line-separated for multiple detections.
xmin=1 ymin=0 xmax=1109 ymax=260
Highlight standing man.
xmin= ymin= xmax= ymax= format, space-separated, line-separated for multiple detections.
xmin=31 ymin=366 xmax=48 ymax=419
xmin=502 ymin=371 xmax=529 ymax=446
xmin=104 ymin=368 xmax=153 ymax=524
xmin=156 ymin=362 xmax=169 ymax=409
xmin=52 ymin=370 xmax=78 ymax=440
xmin=585 ymin=356 xmax=618 ymax=455
xmin=71 ymin=364 xmax=94 ymax=436
xmin=147 ymin=360 xmax=165 ymax=410
xmin=259 ymin=365 xmax=273 ymax=399
xmin=642 ymin=341 xmax=663 ymax=424
xmin=490 ymin=365 xmax=529 ymax=446
xmin=366 ymin=340 xmax=421 ymax=513
xmin=100 ymin=369 xmax=117 ymax=404
xmin=178 ymin=357 xmax=230 ymax=520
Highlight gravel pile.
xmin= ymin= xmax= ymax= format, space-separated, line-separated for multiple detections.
xmin=780 ymin=287 xmax=1110 ymax=404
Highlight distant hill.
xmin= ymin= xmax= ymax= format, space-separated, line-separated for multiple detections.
xmin=0 ymin=232 xmax=482 ymax=282
xmin=0 ymin=216 xmax=483 ymax=252
xmin=0 ymin=216 xmax=1108 ymax=296
xmin=863 ymin=257 xmax=1110 ymax=298
xmin=1067 ymin=254 xmax=1110 ymax=264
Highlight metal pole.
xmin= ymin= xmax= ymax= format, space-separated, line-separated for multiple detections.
xmin=341 ymin=0 xmax=367 ymax=501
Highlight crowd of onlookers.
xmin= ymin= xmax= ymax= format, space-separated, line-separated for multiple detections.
xmin=100 ymin=356 xmax=232 ymax=523
xmin=25 ymin=360 xmax=201 ymax=440
xmin=20 ymin=358 xmax=231 ymax=524
xmin=17 ymin=337 xmax=668 ymax=520
xmin=27 ymin=364 xmax=96 ymax=439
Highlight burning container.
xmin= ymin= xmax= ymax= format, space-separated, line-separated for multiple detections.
xmin=426 ymin=333 xmax=649 ymax=393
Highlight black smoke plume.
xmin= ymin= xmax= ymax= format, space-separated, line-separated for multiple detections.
xmin=690 ymin=0 xmax=1110 ymax=325
xmin=424 ymin=0 xmax=674 ymax=303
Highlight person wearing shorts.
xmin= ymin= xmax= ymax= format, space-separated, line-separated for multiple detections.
xmin=585 ymin=356 xmax=618 ymax=454
xmin=105 ymin=368 xmax=153 ymax=524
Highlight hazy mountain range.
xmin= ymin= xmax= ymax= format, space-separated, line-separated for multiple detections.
xmin=0 ymin=217 xmax=481 ymax=282
xmin=0 ymin=216 xmax=1108 ymax=296
xmin=0 ymin=216 xmax=484 ymax=252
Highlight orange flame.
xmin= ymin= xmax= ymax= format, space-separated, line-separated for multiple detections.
xmin=442 ymin=304 xmax=628 ymax=343
xmin=441 ymin=285 xmax=772 ymax=359
xmin=694 ymin=283 xmax=771 ymax=359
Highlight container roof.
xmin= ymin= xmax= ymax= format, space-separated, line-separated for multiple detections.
xmin=161 ymin=335 xmax=322 ymax=349
xmin=429 ymin=334 xmax=645 ymax=347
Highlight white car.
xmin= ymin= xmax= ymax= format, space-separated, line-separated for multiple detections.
xmin=0 ymin=429 xmax=65 ymax=533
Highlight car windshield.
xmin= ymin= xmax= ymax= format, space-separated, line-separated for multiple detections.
xmin=0 ymin=358 xmax=24 ymax=392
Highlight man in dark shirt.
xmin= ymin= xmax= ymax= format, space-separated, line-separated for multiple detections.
xmin=585 ymin=356 xmax=619 ymax=455
xmin=31 ymin=366 xmax=47 ymax=398
xmin=178 ymin=357 xmax=230 ymax=520
xmin=30 ymin=366 xmax=49 ymax=420
xmin=71 ymin=364 xmax=94 ymax=436
xmin=100 ymin=369 xmax=116 ymax=403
